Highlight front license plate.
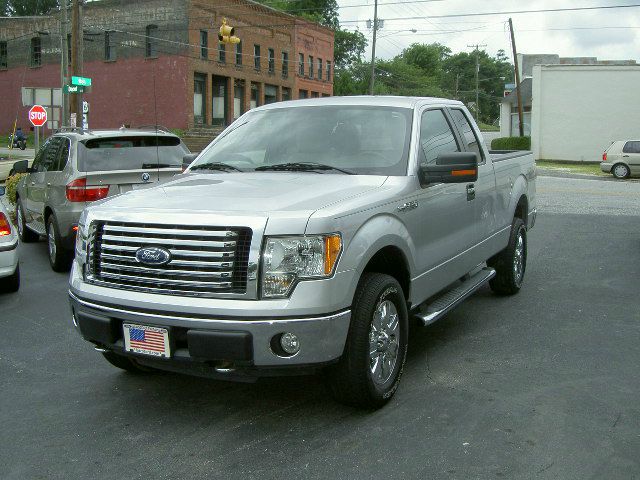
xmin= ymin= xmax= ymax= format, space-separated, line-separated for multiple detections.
xmin=123 ymin=323 xmax=170 ymax=358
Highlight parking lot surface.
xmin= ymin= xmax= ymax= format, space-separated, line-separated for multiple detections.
xmin=1 ymin=175 xmax=639 ymax=479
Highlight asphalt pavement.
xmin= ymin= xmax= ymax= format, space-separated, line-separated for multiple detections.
xmin=1 ymin=175 xmax=639 ymax=479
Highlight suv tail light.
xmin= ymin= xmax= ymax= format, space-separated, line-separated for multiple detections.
xmin=66 ymin=177 xmax=110 ymax=202
xmin=602 ymin=152 xmax=607 ymax=161
xmin=0 ymin=212 xmax=12 ymax=236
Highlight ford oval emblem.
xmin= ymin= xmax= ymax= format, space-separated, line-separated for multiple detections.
xmin=135 ymin=246 xmax=171 ymax=266
xmin=141 ymin=172 xmax=151 ymax=183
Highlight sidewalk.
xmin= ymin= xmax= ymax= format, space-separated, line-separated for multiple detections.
xmin=0 ymin=146 xmax=35 ymax=158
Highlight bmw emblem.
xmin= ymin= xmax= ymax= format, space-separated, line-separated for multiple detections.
xmin=141 ymin=172 xmax=151 ymax=183
xmin=135 ymin=246 xmax=172 ymax=266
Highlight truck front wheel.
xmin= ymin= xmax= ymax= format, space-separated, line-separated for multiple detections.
xmin=327 ymin=273 xmax=408 ymax=409
xmin=487 ymin=217 xmax=527 ymax=295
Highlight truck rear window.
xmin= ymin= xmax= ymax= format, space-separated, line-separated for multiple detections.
xmin=78 ymin=136 xmax=187 ymax=172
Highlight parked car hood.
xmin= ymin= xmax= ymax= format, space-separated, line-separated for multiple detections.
xmin=92 ymin=172 xmax=388 ymax=216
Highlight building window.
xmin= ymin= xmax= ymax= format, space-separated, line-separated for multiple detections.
xmin=0 ymin=42 xmax=7 ymax=69
xmin=281 ymin=51 xmax=288 ymax=78
xmin=235 ymin=41 xmax=242 ymax=66
xmin=218 ymin=42 xmax=226 ymax=63
xmin=194 ymin=73 xmax=206 ymax=125
xmin=250 ymin=83 xmax=259 ymax=108
xmin=31 ymin=37 xmax=41 ymax=67
xmin=234 ymin=79 xmax=245 ymax=119
xmin=282 ymin=87 xmax=291 ymax=101
xmin=254 ymin=44 xmax=260 ymax=70
xmin=308 ymin=55 xmax=313 ymax=78
xmin=311 ymin=91 xmax=319 ymax=98
xmin=104 ymin=31 xmax=116 ymax=61
xmin=145 ymin=25 xmax=158 ymax=57
xmin=298 ymin=53 xmax=304 ymax=76
xmin=299 ymin=89 xmax=307 ymax=99
xmin=200 ymin=30 xmax=208 ymax=59
xmin=268 ymin=48 xmax=274 ymax=73
xmin=264 ymin=84 xmax=277 ymax=104
xmin=326 ymin=61 xmax=331 ymax=81
xmin=318 ymin=58 xmax=322 ymax=80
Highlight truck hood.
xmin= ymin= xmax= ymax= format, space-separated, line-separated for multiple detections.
xmin=93 ymin=172 xmax=388 ymax=216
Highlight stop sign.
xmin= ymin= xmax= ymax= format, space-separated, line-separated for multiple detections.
xmin=29 ymin=105 xmax=47 ymax=127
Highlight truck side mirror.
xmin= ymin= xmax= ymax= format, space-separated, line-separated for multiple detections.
xmin=419 ymin=152 xmax=478 ymax=184
xmin=12 ymin=160 xmax=29 ymax=174
xmin=0 ymin=186 xmax=5 ymax=196
xmin=182 ymin=154 xmax=198 ymax=172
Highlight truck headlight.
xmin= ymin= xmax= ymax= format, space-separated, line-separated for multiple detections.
xmin=261 ymin=234 xmax=342 ymax=298
xmin=74 ymin=211 xmax=89 ymax=264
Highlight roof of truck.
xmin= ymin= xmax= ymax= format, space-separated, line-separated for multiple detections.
xmin=257 ymin=95 xmax=464 ymax=110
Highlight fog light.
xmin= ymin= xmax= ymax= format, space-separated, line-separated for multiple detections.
xmin=280 ymin=332 xmax=300 ymax=355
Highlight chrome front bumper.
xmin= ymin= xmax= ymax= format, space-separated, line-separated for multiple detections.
xmin=69 ymin=290 xmax=351 ymax=369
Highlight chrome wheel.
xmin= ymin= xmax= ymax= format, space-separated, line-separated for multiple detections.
xmin=16 ymin=207 xmax=23 ymax=237
xmin=513 ymin=229 xmax=525 ymax=285
xmin=48 ymin=222 xmax=57 ymax=261
xmin=369 ymin=300 xmax=400 ymax=386
xmin=613 ymin=164 xmax=629 ymax=179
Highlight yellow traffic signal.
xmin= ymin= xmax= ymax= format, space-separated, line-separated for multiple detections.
xmin=218 ymin=18 xmax=240 ymax=44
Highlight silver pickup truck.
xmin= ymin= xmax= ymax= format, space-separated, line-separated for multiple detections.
xmin=69 ymin=97 xmax=536 ymax=408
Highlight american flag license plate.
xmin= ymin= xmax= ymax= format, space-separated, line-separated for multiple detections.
xmin=123 ymin=323 xmax=170 ymax=358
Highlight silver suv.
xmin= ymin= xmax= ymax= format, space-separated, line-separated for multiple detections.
xmin=14 ymin=128 xmax=189 ymax=271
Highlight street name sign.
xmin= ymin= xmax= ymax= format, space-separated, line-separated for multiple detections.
xmin=71 ymin=76 xmax=92 ymax=87
xmin=29 ymin=105 xmax=47 ymax=127
xmin=64 ymin=84 xmax=85 ymax=94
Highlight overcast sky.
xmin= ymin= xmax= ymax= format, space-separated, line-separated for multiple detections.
xmin=337 ymin=0 xmax=640 ymax=62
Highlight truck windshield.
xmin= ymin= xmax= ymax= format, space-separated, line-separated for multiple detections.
xmin=78 ymin=136 xmax=188 ymax=171
xmin=190 ymin=105 xmax=414 ymax=176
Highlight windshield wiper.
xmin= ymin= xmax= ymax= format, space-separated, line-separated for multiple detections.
xmin=189 ymin=162 xmax=243 ymax=172
xmin=255 ymin=162 xmax=355 ymax=175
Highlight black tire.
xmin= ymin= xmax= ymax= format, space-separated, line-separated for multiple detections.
xmin=19 ymin=141 xmax=26 ymax=151
xmin=101 ymin=351 xmax=153 ymax=373
xmin=611 ymin=163 xmax=630 ymax=179
xmin=487 ymin=217 xmax=527 ymax=295
xmin=16 ymin=199 xmax=38 ymax=243
xmin=326 ymin=273 xmax=408 ymax=409
xmin=46 ymin=215 xmax=72 ymax=272
xmin=0 ymin=265 xmax=20 ymax=293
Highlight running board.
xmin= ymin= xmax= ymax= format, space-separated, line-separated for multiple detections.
xmin=27 ymin=220 xmax=46 ymax=236
xmin=413 ymin=267 xmax=496 ymax=326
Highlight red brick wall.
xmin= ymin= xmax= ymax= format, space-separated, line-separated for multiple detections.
xmin=294 ymin=21 xmax=334 ymax=98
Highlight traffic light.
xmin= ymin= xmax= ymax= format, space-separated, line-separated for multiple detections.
xmin=219 ymin=18 xmax=240 ymax=44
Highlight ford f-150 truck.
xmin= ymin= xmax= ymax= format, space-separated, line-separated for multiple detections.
xmin=69 ymin=96 xmax=536 ymax=408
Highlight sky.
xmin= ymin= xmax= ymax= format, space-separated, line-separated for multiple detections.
xmin=337 ymin=0 xmax=640 ymax=62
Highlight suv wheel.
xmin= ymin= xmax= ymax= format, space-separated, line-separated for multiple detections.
xmin=16 ymin=200 xmax=38 ymax=242
xmin=326 ymin=273 xmax=408 ymax=409
xmin=612 ymin=163 xmax=630 ymax=179
xmin=46 ymin=215 xmax=72 ymax=272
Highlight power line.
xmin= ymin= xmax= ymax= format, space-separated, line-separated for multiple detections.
xmin=339 ymin=3 xmax=640 ymax=23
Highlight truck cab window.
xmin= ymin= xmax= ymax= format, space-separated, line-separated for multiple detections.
xmin=449 ymin=108 xmax=483 ymax=163
xmin=419 ymin=109 xmax=460 ymax=166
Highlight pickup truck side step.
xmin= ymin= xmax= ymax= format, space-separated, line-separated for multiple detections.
xmin=413 ymin=267 xmax=496 ymax=326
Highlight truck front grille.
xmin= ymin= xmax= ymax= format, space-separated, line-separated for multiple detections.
xmin=86 ymin=222 xmax=252 ymax=297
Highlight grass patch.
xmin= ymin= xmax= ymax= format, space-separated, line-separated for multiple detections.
xmin=537 ymin=160 xmax=605 ymax=176
xmin=478 ymin=122 xmax=499 ymax=132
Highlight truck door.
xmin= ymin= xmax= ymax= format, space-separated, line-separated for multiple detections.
xmin=448 ymin=108 xmax=498 ymax=249
xmin=407 ymin=108 xmax=477 ymax=299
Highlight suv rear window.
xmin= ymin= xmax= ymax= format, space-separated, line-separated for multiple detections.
xmin=622 ymin=141 xmax=640 ymax=154
xmin=78 ymin=135 xmax=187 ymax=171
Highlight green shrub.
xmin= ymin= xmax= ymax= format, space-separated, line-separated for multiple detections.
xmin=491 ymin=136 xmax=531 ymax=151
xmin=5 ymin=173 xmax=26 ymax=206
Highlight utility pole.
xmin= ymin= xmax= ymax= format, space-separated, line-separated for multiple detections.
xmin=70 ymin=0 xmax=83 ymax=126
xmin=509 ymin=17 xmax=525 ymax=137
xmin=369 ymin=0 xmax=379 ymax=95
xmin=59 ymin=0 xmax=69 ymax=127
xmin=467 ymin=43 xmax=486 ymax=123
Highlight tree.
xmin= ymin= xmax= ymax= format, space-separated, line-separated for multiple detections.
xmin=334 ymin=29 xmax=367 ymax=69
xmin=4 ymin=0 xmax=58 ymax=16
xmin=401 ymin=43 xmax=450 ymax=79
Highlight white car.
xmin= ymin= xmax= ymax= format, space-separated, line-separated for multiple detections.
xmin=0 ymin=193 xmax=19 ymax=292
xmin=601 ymin=140 xmax=640 ymax=179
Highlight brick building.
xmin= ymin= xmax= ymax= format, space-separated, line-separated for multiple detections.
xmin=0 ymin=0 xmax=334 ymax=135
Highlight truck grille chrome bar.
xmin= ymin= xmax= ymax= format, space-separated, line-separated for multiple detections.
xmin=86 ymin=222 xmax=251 ymax=297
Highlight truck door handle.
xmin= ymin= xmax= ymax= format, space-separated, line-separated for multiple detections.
xmin=466 ymin=184 xmax=475 ymax=201
xmin=31 ymin=181 xmax=35 ymax=186
xmin=623 ymin=155 xmax=630 ymax=158
xmin=47 ymin=183 xmax=51 ymax=186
